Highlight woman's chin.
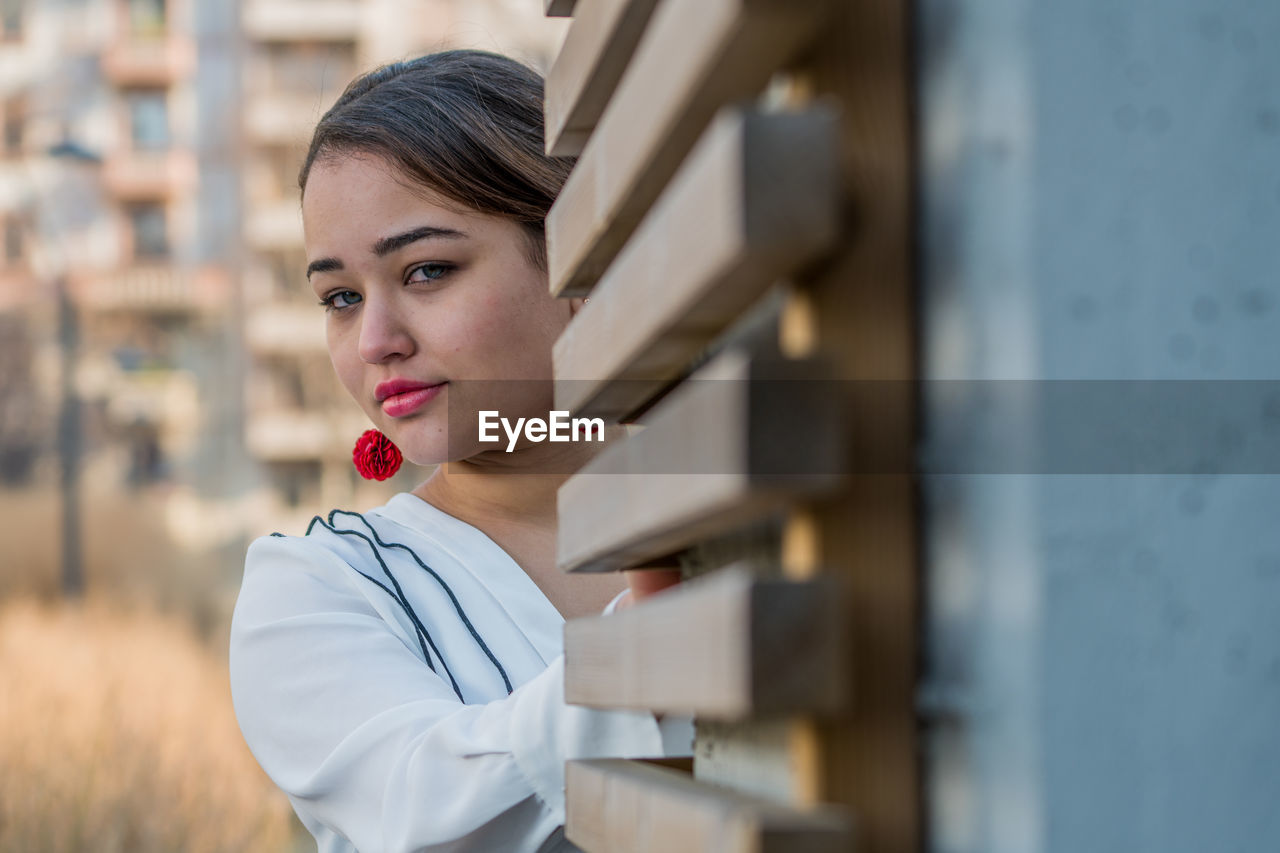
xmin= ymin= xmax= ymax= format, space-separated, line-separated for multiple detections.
xmin=371 ymin=430 xmax=444 ymax=470
xmin=396 ymin=447 xmax=451 ymax=470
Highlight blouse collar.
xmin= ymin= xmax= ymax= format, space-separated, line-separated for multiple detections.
xmin=372 ymin=491 xmax=566 ymax=665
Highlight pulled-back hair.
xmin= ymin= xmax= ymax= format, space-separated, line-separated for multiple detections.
xmin=299 ymin=50 xmax=573 ymax=269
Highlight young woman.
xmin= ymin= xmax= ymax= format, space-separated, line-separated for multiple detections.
xmin=229 ymin=50 xmax=688 ymax=853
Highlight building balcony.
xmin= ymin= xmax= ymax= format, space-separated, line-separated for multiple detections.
xmin=0 ymin=269 xmax=35 ymax=311
xmin=101 ymin=36 xmax=195 ymax=86
xmin=244 ymin=92 xmax=329 ymax=145
xmin=71 ymin=265 xmax=229 ymax=313
xmin=246 ymin=409 xmax=333 ymax=461
xmin=243 ymin=0 xmax=362 ymax=42
xmin=246 ymin=301 xmax=326 ymax=355
xmin=245 ymin=200 xmax=303 ymax=251
xmin=102 ymin=150 xmax=196 ymax=200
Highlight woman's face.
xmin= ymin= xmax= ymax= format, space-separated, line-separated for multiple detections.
xmin=302 ymin=153 xmax=572 ymax=466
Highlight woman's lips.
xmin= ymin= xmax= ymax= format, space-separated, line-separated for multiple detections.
xmin=378 ymin=382 xmax=446 ymax=418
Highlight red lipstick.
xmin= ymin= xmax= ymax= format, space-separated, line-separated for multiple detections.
xmin=375 ymin=379 xmax=446 ymax=418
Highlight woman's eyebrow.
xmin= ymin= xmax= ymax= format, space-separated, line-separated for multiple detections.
xmin=372 ymin=225 xmax=467 ymax=257
xmin=306 ymin=257 xmax=343 ymax=279
xmin=306 ymin=226 xmax=468 ymax=280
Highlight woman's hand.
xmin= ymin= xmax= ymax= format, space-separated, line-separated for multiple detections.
xmin=615 ymin=568 xmax=682 ymax=610
xmin=616 ymin=568 xmax=681 ymax=724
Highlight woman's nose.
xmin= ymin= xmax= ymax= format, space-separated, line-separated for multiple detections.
xmin=357 ymin=297 xmax=415 ymax=364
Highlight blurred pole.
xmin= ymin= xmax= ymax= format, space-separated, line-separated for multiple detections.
xmin=45 ymin=139 xmax=99 ymax=601
xmin=55 ymin=273 xmax=83 ymax=599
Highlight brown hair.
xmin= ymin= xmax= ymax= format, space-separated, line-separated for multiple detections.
xmin=299 ymin=50 xmax=573 ymax=269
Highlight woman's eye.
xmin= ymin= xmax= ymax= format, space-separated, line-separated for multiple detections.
xmin=319 ymin=290 xmax=362 ymax=311
xmin=406 ymin=262 xmax=453 ymax=284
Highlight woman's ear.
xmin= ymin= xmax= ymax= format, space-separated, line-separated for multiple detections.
xmin=568 ymin=296 xmax=590 ymax=317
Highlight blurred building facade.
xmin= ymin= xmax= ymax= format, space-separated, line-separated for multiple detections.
xmin=0 ymin=0 xmax=565 ymax=594
xmin=0 ymin=0 xmax=217 ymax=500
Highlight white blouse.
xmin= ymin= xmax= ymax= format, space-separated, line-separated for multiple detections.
xmin=229 ymin=492 xmax=692 ymax=853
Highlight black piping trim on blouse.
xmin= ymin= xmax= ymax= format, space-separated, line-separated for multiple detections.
xmin=326 ymin=509 xmax=513 ymax=696
xmin=304 ymin=513 xmax=467 ymax=702
xmin=268 ymin=531 xmax=442 ymax=682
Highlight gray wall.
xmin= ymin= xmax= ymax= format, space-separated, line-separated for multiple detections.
xmin=919 ymin=1 xmax=1280 ymax=851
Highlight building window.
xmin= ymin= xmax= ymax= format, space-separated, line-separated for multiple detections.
xmin=126 ymin=90 xmax=168 ymax=149
xmin=0 ymin=0 xmax=22 ymax=40
xmin=3 ymin=220 xmax=21 ymax=264
xmin=268 ymin=250 xmax=306 ymax=299
xmin=128 ymin=203 xmax=168 ymax=258
xmin=272 ymin=147 xmax=303 ymax=200
xmin=2 ymin=102 xmax=21 ymax=155
xmin=127 ymin=0 xmax=165 ymax=38
xmin=264 ymin=42 xmax=356 ymax=96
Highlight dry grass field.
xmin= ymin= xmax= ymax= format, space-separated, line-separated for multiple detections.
xmin=0 ymin=598 xmax=303 ymax=852
xmin=0 ymin=484 xmax=306 ymax=852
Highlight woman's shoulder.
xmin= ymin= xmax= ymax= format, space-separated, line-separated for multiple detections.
xmin=248 ymin=505 xmax=391 ymax=572
xmin=244 ymin=494 xmax=457 ymax=585
xmin=241 ymin=520 xmax=364 ymax=604
xmin=235 ymin=504 xmax=415 ymax=633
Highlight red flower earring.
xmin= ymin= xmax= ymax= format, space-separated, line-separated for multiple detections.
xmin=353 ymin=429 xmax=403 ymax=480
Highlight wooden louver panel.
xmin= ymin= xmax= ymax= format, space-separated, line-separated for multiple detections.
xmin=544 ymin=0 xmax=577 ymax=16
xmin=544 ymin=0 xmax=664 ymax=156
xmin=565 ymin=759 xmax=854 ymax=853
xmin=554 ymin=106 xmax=838 ymax=420
xmin=557 ymin=349 xmax=845 ymax=574
xmin=564 ymin=566 xmax=850 ymax=718
xmin=546 ymin=0 xmax=829 ymax=297
xmin=543 ymin=0 xmax=919 ymax=845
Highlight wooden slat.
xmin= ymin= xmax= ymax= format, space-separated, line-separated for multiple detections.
xmin=554 ymin=107 xmax=837 ymax=420
xmin=694 ymin=718 xmax=824 ymax=806
xmin=565 ymin=759 xmax=854 ymax=853
xmin=545 ymin=0 xmax=663 ymax=156
xmin=546 ymin=0 xmax=828 ymax=297
xmin=565 ymin=566 xmax=849 ymax=717
xmin=557 ymin=350 xmax=845 ymax=573
xmin=544 ymin=0 xmax=577 ymax=16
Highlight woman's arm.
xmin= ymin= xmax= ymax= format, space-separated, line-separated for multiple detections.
xmin=230 ymin=534 xmax=675 ymax=853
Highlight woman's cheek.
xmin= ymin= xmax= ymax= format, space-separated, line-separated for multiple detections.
xmin=463 ymin=299 xmax=518 ymax=354
xmin=329 ymin=341 xmax=365 ymax=406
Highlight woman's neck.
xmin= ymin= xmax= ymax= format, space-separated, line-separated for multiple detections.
xmin=411 ymin=425 xmax=624 ymax=529
xmin=414 ymin=465 xmax=564 ymax=528
xmin=410 ymin=426 xmax=630 ymax=619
